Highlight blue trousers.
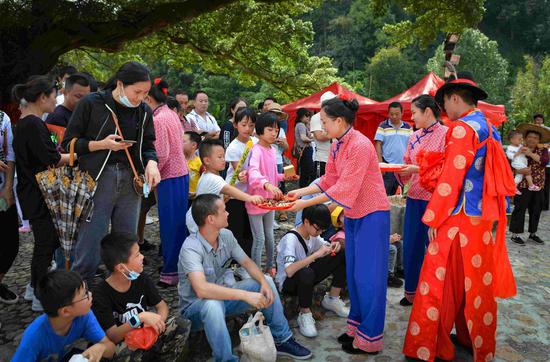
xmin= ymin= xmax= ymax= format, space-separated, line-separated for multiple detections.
xmin=183 ymin=277 xmax=292 ymax=362
xmin=402 ymin=198 xmax=429 ymax=302
xmin=157 ymin=175 xmax=189 ymax=282
xmin=344 ymin=210 xmax=389 ymax=352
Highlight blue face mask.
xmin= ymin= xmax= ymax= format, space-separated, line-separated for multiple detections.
xmin=119 ymin=85 xmax=140 ymax=108
xmin=122 ymin=265 xmax=140 ymax=281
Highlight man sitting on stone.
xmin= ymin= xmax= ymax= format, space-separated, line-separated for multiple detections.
xmin=178 ymin=194 xmax=312 ymax=361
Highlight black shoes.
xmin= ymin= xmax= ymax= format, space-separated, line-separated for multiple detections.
xmin=512 ymin=234 xmax=545 ymax=245
xmin=0 ymin=284 xmax=19 ymax=304
xmin=395 ymin=268 xmax=405 ymax=279
xmin=399 ymin=297 xmax=413 ymax=306
xmin=388 ymin=273 xmax=403 ymax=288
xmin=511 ymin=235 xmax=525 ymax=245
xmin=528 ymin=234 xmax=545 ymax=244
xmin=139 ymin=238 xmax=156 ymax=251
xmin=337 ymin=333 xmax=354 ymax=344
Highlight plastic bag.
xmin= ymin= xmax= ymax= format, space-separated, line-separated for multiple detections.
xmin=239 ymin=312 xmax=276 ymax=362
xmin=125 ymin=325 xmax=159 ymax=351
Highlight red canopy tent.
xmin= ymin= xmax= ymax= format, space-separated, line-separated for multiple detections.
xmin=281 ymin=83 xmax=379 ymax=163
xmin=359 ymin=72 xmax=508 ymax=127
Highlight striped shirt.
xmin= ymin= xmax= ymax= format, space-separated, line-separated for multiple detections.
xmin=374 ymin=120 xmax=413 ymax=164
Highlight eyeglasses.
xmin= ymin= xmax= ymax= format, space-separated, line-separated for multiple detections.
xmin=66 ymin=283 xmax=91 ymax=306
xmin=312 ymin=224 xmax=326 ymax=233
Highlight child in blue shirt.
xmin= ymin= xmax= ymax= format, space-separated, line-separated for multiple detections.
xmin=12 ymin=270 xmax=115 ymax=362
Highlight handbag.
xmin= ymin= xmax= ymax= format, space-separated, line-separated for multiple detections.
xmin=239 ymin=312 xmax=277 ymax=362
xmin=105 ymin=105 xmax=147 ymax=196
xmin=291 ymin=142 xmax=304 ymax=160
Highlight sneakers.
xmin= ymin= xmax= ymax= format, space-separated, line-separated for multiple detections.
xmin=528 ymin=185 xmax=541 ymax=192
xmin=145 ymin=215 xmax=158 ymax=225
xmin=297 ymin=312 xmax=317 ymax=337
xmin=528 ymin=234 xmax=545 ymax=244
xmin=273 ymin=221 xmax=280 ymax=230
xmin=321 ymin=294 xmax=349 ymax=318
xmin=276 ymin=337 xmax=312 ymax=359
xmin=511 ymin=235 xmax=525 ymax=245
xmin=32 ymin=296 xmax=44 ymax=312
xmin=24 ymin=283 xmax=34 ymax=301
xmin=0 ymin=284 xmax=19 ymax=304
xmin=388 ymin=273 xmax=403 ymax=288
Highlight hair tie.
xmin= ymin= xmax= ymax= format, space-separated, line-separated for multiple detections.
xmin=154 ymin=77 xmax=161 ymax=85
xmin=339 ymin=94 xmax=350 ymax=102
xmin=162 ymin=87 xmax=168 ymax=96
xmin=20 ymin=98 xmax=28 ymax=107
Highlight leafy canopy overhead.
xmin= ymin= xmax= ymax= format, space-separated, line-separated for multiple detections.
xmin=371 ymin=0 xmax=485 ymax=47
xmin=60 ymin=0 xmax=340 ymax=101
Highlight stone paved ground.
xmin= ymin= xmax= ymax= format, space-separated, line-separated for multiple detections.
xmin=0 ymin=206 xmax=548 ymax=362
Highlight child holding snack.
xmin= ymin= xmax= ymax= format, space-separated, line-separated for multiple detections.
xmin=185 ymin=139 xmax=263 ymax=234
xmin=246 ymin=112 xmax=296 ymax=275
xmin=276 ymin=204 xmax=348 ymax=338
xmin=225 ymin=107 xmax=257 ymax=260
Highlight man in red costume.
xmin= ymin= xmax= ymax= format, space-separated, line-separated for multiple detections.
xmin=403 ymin=75 xmax=516 ymax=362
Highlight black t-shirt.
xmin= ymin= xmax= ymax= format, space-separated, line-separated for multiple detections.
xmin=45 ymin=105 xmax=73 ymax=128
xmin=91 ymin=274 xmax=162 ymax=331
xmin=13 ymin=115 xmax=61 ymax=220
xmin=108 ymin=101 xmax=139 ymax=165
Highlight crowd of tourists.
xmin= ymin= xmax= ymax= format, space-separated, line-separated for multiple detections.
xmin=0 ymin=61 xmax=548 ymax=362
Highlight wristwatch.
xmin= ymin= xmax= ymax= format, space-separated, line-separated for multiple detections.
xmin=128 ymin=315 xmax=141 ymax=328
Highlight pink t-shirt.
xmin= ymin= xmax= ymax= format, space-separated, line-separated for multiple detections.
xmin=246 ymin=143 xmax=283 ymax=215
xmin=317 ymin=128 xmax=389 ymax=219
xmin=153 ymin=105 xmax=188 ymax=180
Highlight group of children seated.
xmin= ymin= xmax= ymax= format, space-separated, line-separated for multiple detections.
xmin=14 ymin=107 xmax=408 ymax=361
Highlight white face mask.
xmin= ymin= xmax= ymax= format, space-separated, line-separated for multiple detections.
xmin=119 ymin=85 xmax=140 ymax=108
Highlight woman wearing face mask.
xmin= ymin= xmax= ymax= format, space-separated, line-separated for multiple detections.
xmin=12 ymin=75 xmax=71 ymax=311
xmin=62 ymin=61 xmax=160 ymax=282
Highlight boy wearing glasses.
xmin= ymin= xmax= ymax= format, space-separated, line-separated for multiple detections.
xmin=275 ymin=204 xmax=348 ymax=338
xmin=12 ymin=270 xmax=115 ymax=362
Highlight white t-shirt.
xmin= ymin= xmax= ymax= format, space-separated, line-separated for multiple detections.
xmin=274 ymin=128 xmax=286 ymax=165
xmin=506 ymin=144 xmax=528 ymax=170
xmin=309 ymin=113 xmax=330 ymax=163
xmin=225 ymin=137 xmax=258 ymax=192
xmin=186 ymin=172 xmax=227 ymax=233
xmin=187 ymin=110 xmax=220 ymax=133
xmin=275 ymin=230 xmax=329 ymax=290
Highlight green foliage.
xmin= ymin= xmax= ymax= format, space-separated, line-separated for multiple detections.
xmin=60 ymin=0 xmax=341 ymax=107
xmin=480 ymin=0 xmax=550 ymax=67
xmin=426 ymin=29 xmax=510 ymax=104
xmin=364 ymin=47 xmax=425 ymax=100
xmin=372 ymin=0 xmax=484 ymax=47
xmin=510 ymin=56 xmax=550 ymax=125
xmin=305 ymin=0 xmax=399 ymax=74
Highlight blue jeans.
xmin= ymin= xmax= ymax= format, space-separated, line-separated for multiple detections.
xmin=183 ymin=277 xmax=292 ymax=362
xmin=72 ymin=164 xmax=140 ymax=280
